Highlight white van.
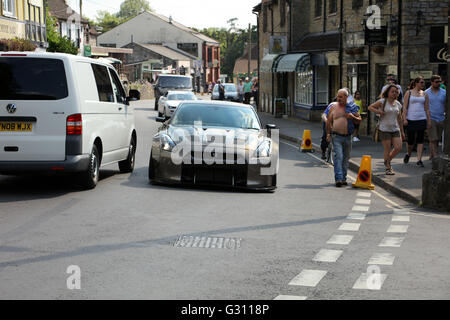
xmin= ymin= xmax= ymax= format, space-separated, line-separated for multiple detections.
xmin=0 ymin=52 xmax=139 ymax=189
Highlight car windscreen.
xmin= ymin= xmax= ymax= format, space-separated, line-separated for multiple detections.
xmin=0 ymin=58 xmax=68 ymax=100
xmin=224 ymin=84 xmax=237 ymax=92
xmin=171 ymin=104 xmax=261 ymax=130
xmin=157 ymin=76 xmax=192 ymax=89
xmin=168 ymin=93 xmax=196 ymax=101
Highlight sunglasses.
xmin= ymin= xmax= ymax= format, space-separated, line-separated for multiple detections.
xmin=434 ymin=80 xmax=442 ymax=83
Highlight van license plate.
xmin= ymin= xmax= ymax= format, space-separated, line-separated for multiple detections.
xmin=0 ymin=122 xmax=33 ymax=132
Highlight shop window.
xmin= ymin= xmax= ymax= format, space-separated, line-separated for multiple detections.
xmin=347 ymin=63 xmax=368 ymax=105
xmin=329 ymin=0 xmax=337 ymax=14
xmin=315 ymin=66 xmax=329 ymax=105
xmin=295 ymin=69 xmax=313 ymax=106
xmin=315 ymin=0 xmax=322 ymax=18
xmin=2 ymin=0 xmax=16 ymax=17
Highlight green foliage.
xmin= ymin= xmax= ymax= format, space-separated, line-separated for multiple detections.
xmin=117 ymin=0 xmax=151 ymax=19
xmin=196 ymin=21 xmax=257 ymax=80
xmin=46 ymin=8 xmax=79 ymax=55
xmin=0 ymin=38 xmax=37 ymax=51
xmin=96 ymin=0 xmax=152 ymax=33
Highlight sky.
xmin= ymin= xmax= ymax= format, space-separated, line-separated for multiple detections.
xmin=68 ymin=0 xmax=261 ymax=29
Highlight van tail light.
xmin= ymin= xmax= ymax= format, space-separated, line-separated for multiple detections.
xmin=67 ymin=114 xmax=82 ymax=135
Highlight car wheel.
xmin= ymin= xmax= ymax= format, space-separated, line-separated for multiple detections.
xmin=119 ymin=136 xmax=136 ymax=173
xmin=79 ymin=145 xmax=100 ymax=190
xmin=148 ymin=151 xmax=157 ymax=183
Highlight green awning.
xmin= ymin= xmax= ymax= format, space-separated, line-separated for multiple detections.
xmin=275 ymin=53 xmax=310 ymax=73
xmin=260 ymin=54 xmax=281 ymax=73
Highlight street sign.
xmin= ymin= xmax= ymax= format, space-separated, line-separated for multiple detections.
xmin=365 ymin=26 xmax=387 ymax=45
xmin=84 ymin=45 xmax=92 ymax=57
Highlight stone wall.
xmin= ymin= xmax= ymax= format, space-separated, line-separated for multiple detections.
xmin=422 ymin=157 xmax=450 ymax=212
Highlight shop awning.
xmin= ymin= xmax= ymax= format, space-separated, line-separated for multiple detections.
xmin=260 ymin=54 xmax=281 ymax=73
xmin=275 ymin=53 xmax=310 ymax=73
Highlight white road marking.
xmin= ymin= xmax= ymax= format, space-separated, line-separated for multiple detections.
xmin=387 ymin=225 xmax=409 ymax=234
xmin=368 ymin=253 xmax=396 ymax=266
xmin=393 ymin=209 xmax=411 ymax=215
xmin=339 ymin=223 xmax=361 ymax=232
xmin=347 ymin=213 xmax=367 ymax=220
xmin=357 ymin=192 xmax=372 ymax=198
xmin=327 ymin=235 xmax=354 ymax=245
xmin=289 ymin=270 xmax=328 ymax=287
xmin=353 ymin=273 xmax=388 ymax=290
xmin=313 ymin=249 xmax=344 ymax=263
xmin=379 ymin=237 xmax=405 ymax=247
xmin=274 ymin=295 xmax=308 ymax=300
xmin=392 ymin=216 xmax=410 ymax=222
xmin=355 ymin=199 xmax=372 ymax=205
xmin=352 ymin=206 xmax=370 ymax=212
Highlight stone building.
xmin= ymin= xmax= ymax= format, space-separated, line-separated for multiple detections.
xmin=254 ymin=0 xmax=448 ymax=133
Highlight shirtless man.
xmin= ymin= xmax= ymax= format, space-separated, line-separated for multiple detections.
xmin=327 ymin=89 xmax=362 ymax=187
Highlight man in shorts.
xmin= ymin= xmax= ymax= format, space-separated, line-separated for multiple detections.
xmin=425 ymin=75 xmax=446 ymax=160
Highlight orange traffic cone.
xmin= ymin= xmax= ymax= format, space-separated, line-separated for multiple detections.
xmin=352 ymin=156 xmax=375 ymax=190
xmin=301 ymin=130 xmax=314 ymax=153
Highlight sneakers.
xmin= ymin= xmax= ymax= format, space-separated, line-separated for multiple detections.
xmin=321 ymin=152 xmax=327 ymax=160
xmin=403 ymin=154 xmax=410 ymax=164
xmin=336 ymin=182 xmax=343 ymax=188
xmin=353 ymin=137 xmax=360 ymax=142
xmin=417 ymin=160 xmax=424 ymax=168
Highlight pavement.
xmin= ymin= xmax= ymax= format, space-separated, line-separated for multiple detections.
xmin=257 ymin=111 xmax=441 ymax=206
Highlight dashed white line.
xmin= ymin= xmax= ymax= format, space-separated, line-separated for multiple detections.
xmin=288 ymin=270 xmax=328 ymax=287
xmin=357 ymin=192 xmax=372 ymax=198
xmin=274 ymin=295 xmax=308 ymax=300
xmin=368 ymin=253 xmax=396 ymax=266
xmin=392 ymin=216 xmax=410 ymax=222
xmin=352 ymin=206 xmax=370 ymax=212
xmin=339 ymin=223 xmax=361 ymax=232
xmin=355 ymin=199 xmax=372 ymax=205
xmin=387 ymin=225 xmax=409 ymax=234
xmin=327 ymin=235 xmax=354 ymax=245
xmin=313 ymin=249 xmax=344 ymax=263
xmin=347 ymin=213 xmax=367 ymax=220
xmin=379 ymin=237 xmax=405 ymax=247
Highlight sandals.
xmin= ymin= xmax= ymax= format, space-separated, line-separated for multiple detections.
xmin=385 ymin=160 xmax=395 ymax=175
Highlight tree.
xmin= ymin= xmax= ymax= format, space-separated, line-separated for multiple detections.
xmin=46 ymin=8 xmax=79 ymax=55
xmin=117 ymin=0 xmax=151 ymax=19
xmin=96 ymin=10 xmax=123 ymax=33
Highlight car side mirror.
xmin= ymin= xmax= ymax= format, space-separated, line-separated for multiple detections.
xmin=266 ymin=124 xmax=277 ymax=138
xmin=128 ymin=89 xmax=141 ymax=101
xmin=156 ymin=117 xmax=166 ymax=123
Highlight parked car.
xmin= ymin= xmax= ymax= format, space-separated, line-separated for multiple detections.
xmin=157 ymin=91 xmax=197 ymax=119
xmin=149 ymin=100 xmax=278 ymax=191
xmin=0 ymin=52 xmax=140 ymax=189
xmin=211 ymin=83 xmax=239 ymax=102
xmin=153 ymin=74 xmax=193 ymax=110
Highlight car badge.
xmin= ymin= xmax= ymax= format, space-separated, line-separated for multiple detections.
xmin=6 ymin=104 xmax=16 ymax=114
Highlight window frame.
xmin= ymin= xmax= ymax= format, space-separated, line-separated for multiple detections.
xmin=315 ymin=0 xmax=322 ymax=18
xmin=315 ymin=66 xmax=329 ymax=106
xmin=2 ymin=0 xmax=16 ymax=18
xmin=108 ymin=67 xmax=127 ymax=104
xmin=91 ymin=64 xmax=115 ymax=103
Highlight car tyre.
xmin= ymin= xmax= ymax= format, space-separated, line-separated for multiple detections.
xmin=119 ymin=136 xmax=136 ymax=173
xmin=79 ymin=145 xmax=100 ymax=190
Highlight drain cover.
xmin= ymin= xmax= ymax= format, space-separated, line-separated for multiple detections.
xmin=174 ymin=236 xmax=242 ymax=250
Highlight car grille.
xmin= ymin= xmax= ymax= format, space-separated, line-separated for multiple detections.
xmin=181 ymin=164 xmax=248 ymax=187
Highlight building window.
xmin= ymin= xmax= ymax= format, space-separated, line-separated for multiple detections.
xmin=329 ymin=0 xmax=337 ymax=14
xmin=347 ymin=63 xmax=368 ymax=105
xmin=315 ymin=66 xmax=329 ymax=105
xmin=280 ymin=0 xmax=286 ymax=27
xmin=315 ymin=0 xmax=322 ymax=18
xmin=295 ymin=69 xmax=313 ymax=106
xmin=2 ymin=0 xmax=16 ymax=17
xmin=263 ymin=3 xmax=268 ymax=33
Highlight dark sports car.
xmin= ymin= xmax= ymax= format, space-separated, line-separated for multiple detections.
xmin=148 ymin=101 xmax=279 ymax=191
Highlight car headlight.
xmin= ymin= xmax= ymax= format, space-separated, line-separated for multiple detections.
xmin=255 ymin=140 xmax=272 ymax=158
xmin=160 ymin=134 xmax=176 ymax=152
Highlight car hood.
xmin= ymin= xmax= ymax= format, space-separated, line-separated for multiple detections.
xmin=164 ymin=126 xmax=269 ymax=151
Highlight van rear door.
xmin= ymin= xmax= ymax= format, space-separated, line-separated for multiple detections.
xmin=0 ymin=56 xmax=70 ymax=161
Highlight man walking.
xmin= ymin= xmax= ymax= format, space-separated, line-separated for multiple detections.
xmin=237 ymin=78 xmax=245 ymax=103
xmin=426 ymin=75 xmax=446 ymax=160
xmin=326 ymin=89 xmax=362 ymax=187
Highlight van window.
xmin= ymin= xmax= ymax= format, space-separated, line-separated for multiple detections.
xmin=91 ymin=64 xmax=114 ymax=102
xmin=0 ymin=58 xmax=68 ymax=100
xmin=108 ymin=68 xmax=126 ymax=104
xmin=157 ymin=76 xmax=192 ymax=89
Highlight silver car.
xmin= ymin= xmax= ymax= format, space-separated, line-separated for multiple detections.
xmin=157 ymin=91 xmax=197 ymax=119
xmin=211 ymin=83 xmax=240 ymax=102
xmin=149 ymin=101 xmax=279 ymax=191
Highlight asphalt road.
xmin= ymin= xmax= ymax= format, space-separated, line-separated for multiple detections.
xmin=0 ymin=99 xmax=449 ymax=300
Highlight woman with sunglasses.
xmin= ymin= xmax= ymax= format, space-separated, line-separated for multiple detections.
xmin=402 ymin=76 xmax=432 ymax=167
